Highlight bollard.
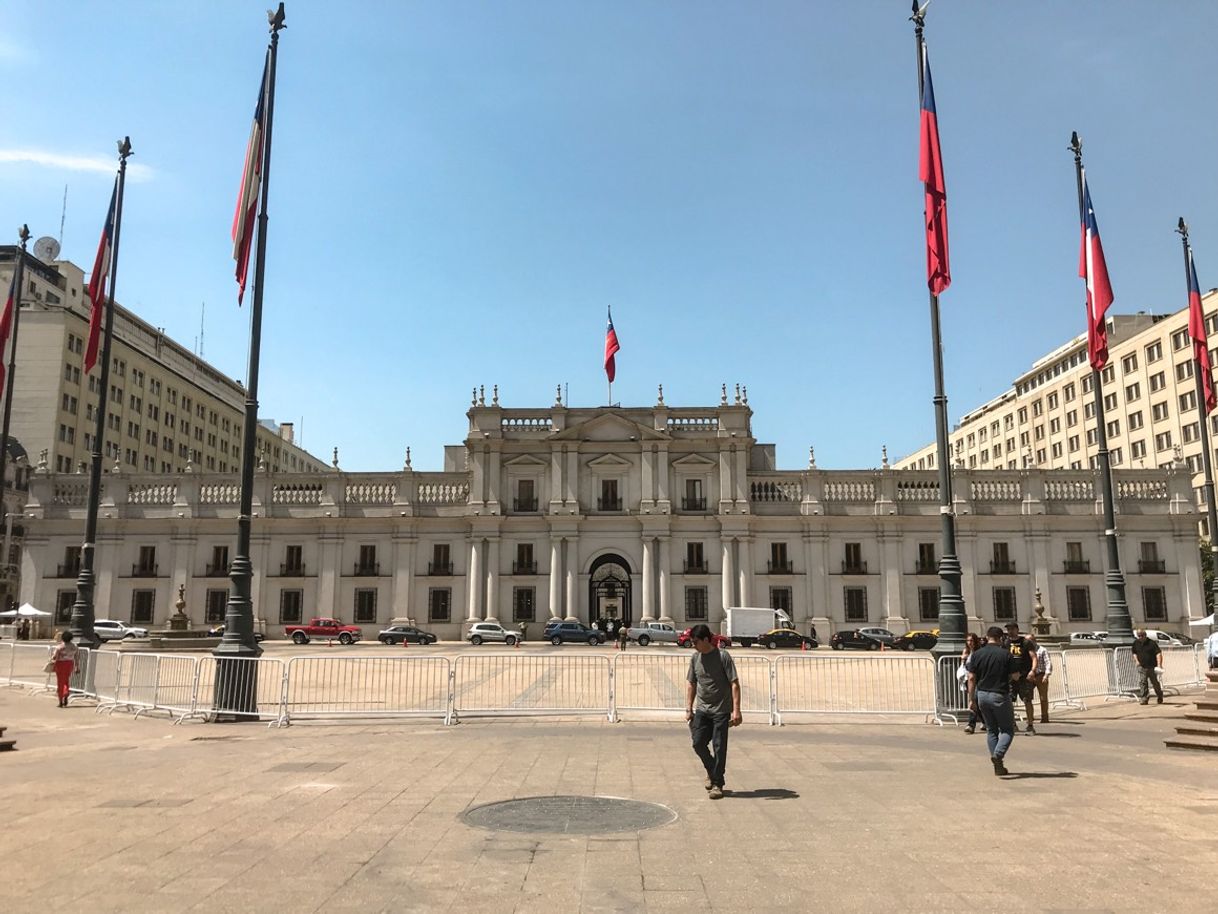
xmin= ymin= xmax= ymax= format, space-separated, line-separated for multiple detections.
xmin=801 ymin=640 xmax=808 ymax=652
xmin=401 ymin=636 xmax=408 ymax=649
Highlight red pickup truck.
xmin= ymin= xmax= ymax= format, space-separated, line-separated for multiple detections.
xmin=285 ymin=617 xmax=363 ymax=645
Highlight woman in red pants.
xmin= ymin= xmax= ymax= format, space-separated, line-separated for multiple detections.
xmin=50 ymin=631 xmax=79 ymax=707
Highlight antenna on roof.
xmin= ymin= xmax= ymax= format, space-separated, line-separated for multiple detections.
xmin=199 ymin=301 xmax=205 ymax=360
xmin=58 ymin=184 xmax=68 ymax=251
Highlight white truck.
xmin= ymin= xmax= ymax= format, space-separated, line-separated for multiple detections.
xmin=724 ymin=607 xmax=794 ymax=648
xmin=625 ymin=621 xmax=679 ymax=646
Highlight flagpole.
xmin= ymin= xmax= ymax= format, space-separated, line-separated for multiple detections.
xmin=71 ymin=138 xmax=132 ymax=650
xmin=0 ymin=225 xmax=31 ymax=596
xmin=215 ymin=4 xmax=285 ymax=688
xmin=1178 ymin=218 xmax=1218 ymax=615
xmin=1070 ymin=132 xmax=1132 ymax=647
xmin=912 ymin=2 xmax=965 ymax=658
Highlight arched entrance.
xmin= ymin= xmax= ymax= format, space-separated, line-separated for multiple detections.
xmin=588 ymin=553 xmax=632 ymax=630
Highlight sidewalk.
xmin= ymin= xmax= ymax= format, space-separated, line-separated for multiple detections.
xmin=0 ymin=690 xmax=1212 ymax=913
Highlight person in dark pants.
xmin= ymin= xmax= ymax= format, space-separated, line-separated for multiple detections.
xmin=966 ymin=626 xmax=1021 ymax=776
xmin=685 ymin=623 xmax=741 ymax=799
xmin=1004 ymin=622 xmax=1036 ymax=734
xmin=1132 ymin=629 xmax=1164 ymax=705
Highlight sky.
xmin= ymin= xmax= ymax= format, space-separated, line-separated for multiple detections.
xmin=2 ymin=1 xmax=1216 ymax=472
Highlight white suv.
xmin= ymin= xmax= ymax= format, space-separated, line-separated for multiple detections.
xmin=93 ymin=619 xmax=149 ymax=641
xmin=466 ymin=622 xmax=522 ymax=646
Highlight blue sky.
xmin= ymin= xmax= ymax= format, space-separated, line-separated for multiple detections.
xmin=2 ymin=2 xmax=1216 ymax=471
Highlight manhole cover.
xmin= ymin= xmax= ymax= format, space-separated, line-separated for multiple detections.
xmin=461 ymin=795 xmax=677 ymax=835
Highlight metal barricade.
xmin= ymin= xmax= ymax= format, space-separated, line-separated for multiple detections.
xmin=1043 ymin=649 xmax=1081 ymax=710
xmin=453 ymin=653 xmax=611 ymax=721
xmin=282 ymin=655 xmax=453 ymax=725
xmin=1152 ymin=646 xmax=1201 ymax=694
xmin=8 ymin=643 xmax=55 ymax=690
xmin=0 ymin=642 xmax=13 ymax=685
xmin=108 ymin=654 xmax=199 ymax=719
xmin=91 ymin=650 xmax=123 ymax=709
xmin=933 ymin=654 xmax=968 ymax=724
xmin=610 ymin=652 xmax=774 ymax=723
xmin=1108 ymin=647 xmax=1139 ymax=698
xmin=1057 ymin=649 xmax=1113 ymax=708
xmin=192 ymin=656 xmax=288 ymax=725
xmin=115 ymin=653 xmax=163 ymax=713
xmin=774 ymin=654 xmax=937 ymax=723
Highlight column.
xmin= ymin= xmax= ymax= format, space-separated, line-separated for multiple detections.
xmin=466 ymin=538 xmax=482 ymax=622
xmin=390 ymin=536 xmax=415 ymax=623
xmin=656 ymin=445 xmax=670 ymax=509
xmin=640 ymin=447 xmax=654 ymax=511
xmin=719 ymin=538 xmax=735 ymax=625
xmin=565 ymin=554 xmax=578 ymax=622
xmin=737 ymin=536 xmax=752 ymax=606
xmin=548 ymin=538 xmax=562 ymax=621
xmin=641 ymin=537 xmax=655 ymax=622
xmin=658 ymin=536 xmax=672 ymax=623
xmin=550 ymin=447 xmax=563 ymax=512
xmin=566 ymin=448 xmax=578 ymax=507
xmin=485 ymin=538 xmax=500 ymax=621
xmin=718 ymin=449 xmax=733 ymax=511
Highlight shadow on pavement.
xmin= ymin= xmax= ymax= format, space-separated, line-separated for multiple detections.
xmin=1001 ymin=771 xmax=1079 ymax=780
xmin=1028 ymin=732 xmax=1081 ymax=739
xmin=725 ymin=788 xmax=800 ymax=800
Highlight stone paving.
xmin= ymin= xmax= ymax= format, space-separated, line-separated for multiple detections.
xmin=1 ymin=684 xmax=1214 ymax=913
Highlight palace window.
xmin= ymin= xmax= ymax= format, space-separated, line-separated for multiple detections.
xmin=279 ymin=589 xmax=303 ymax=624
xmin=1067 ymin=586 xmax=1092 ymax=622
xmin=513 ymin=587 xmax=535 ymax=623
xmin=429 ymin=588 xmax=451 ymax=623
xmin=993 ymin=587 xmax=1016 ymax=621
xmin=844 ymin=586 xmax=867 ymax=622
xmin=918 ymin=587 xmax=939 ymax=622
xmin=685 ymin=587 xmax=708 ymax=621
xmin=354 ymin=589 xmax=377 ymax=623
xmin=131 ymin=590 xmax=155 ymax=625
xmin=206 ymin=589 xmax=228 ymax=623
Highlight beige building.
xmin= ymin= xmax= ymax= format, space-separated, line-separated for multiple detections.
xmin=898 ymin=294 xmax=1218 ymax=535
xmin=18 ymin=393 xmax=1204 ymax=638
xmin=0 ymin=246 xmax=327 ymax=480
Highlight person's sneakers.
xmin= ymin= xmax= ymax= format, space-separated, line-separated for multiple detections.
xmin=708 ymin=786 xmax=724 ymax=800
xmin=1138 ymin=700 xmax=1149 ymax=705
xmin=1040 ymin=718 xmax=1049 ymax=725
xmin=991 ymin=756 xmax=1009 ymax=777
xmin=1025 ymin=724 xmax=1036 ymax=735
xmin=963 ymin=725 xmax=975 ymax=735
xmin=704 ymin=776 xmax=713 ymax=791
xmin=1156 ymin=698 xmax=1164 ymax=705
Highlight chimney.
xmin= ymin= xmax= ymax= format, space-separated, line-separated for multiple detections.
xmin=280 ymin=422 xmax=294 ymax=444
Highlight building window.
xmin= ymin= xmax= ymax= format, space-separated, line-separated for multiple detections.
xmin=56 ymin=590 xmax=75 ymax=625
xmin=918 ymin=587 xmax=939 ymax=622
xmin=135 ymin=546 xmax=157 ymax=576
xmin=429 ymin=588 xmax=451 ymax=623
xmin=916 ymin=542 xmax=936 ymax=574
xmin=356 ymin=544 xmax=378 ymax=575
xmin=685 ymin=542 xmax=706 ymax=573
xmin=512 ymin=587 xmax=535 ymax=622
xmin=430 ymin=543 xmax=452 ymax=575
xmin=354 ymin=588 xmax=377 ymax=623
xmin=1106 ymin=420 xmax=1120 ymax=437
xmin=1149 ymin=371 xmax=1166 ymax=392
xmin=685 ymin=586 xmax=708 ymax=621
xmin=1129 ymin=411 xmax=1144 ymax=430
xmin=514 ymin=543 xmax=536 ymax=574
xmin=280 ymin=589 xmax=303 ymax=624
xmin=1066 ymin=410 xmax=1078 ymax=428
xmin=844 ymin=586 xmax=867 ymax=622
xmin=1179 ymin=390 xmax=1197 ymax=412
xmin=131 ymin=590 xmax=155 ymax=625
xmin=206 ymin=589 xmax=228 ymax=623
xmin=991 ymin=587 xmax=1016 ymax=621
xmin=1155 ymin=431 xmax=1173 ymax=452
xmin=515 ymin=478 xmax=537 ymax=512
xmin=769 ymin=587 xmax=792 ymax=613
xmin=1171 ymin=328 xmax=1190 ymax=351
xmin=1101 ymin=365 xmax=1115 ymax=384
xmin=683 ymin=477 xmax=705 ymax=511
xmin=598 ymin=479 xmax=621 ymax=511
xmin=1183 ymin=422 xmax=1200 ymax=443
xmin=1145 ymin=341 xmax=1162 ymax=363
xmin=1122 ymin=353 xmax=1138 ymax=374
xmin=843 ymin=543 xmax=865 ymax=573
xmin=769 ymin=543 xmax=792 ymax=573
xmin=1063 ymin=383 xmax=1076 ymax=402
xmin=1125 ymin=382 xmax=1140 ymax=402
xmin=1142 ymin=587 xmax=1167 ymax=622
xmin=1152 ymin=402 xmax=1170 ymax=422
xmin=1066 ymin=586 xmax=1092 ymax=622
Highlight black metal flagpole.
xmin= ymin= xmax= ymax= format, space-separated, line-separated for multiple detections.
xmin=912 ymin=2 xmax=966 ymax=658
xmin=1178 ymin=218 xmax=1218 ymax=616
xmin=0 ymin=226 xmax=31 ymax=597
xmin=213 ymin=4 xmax=286 ymax=718
xmin=1070 ymin=132 xmax=1132 ymax=646
xmin=71 ymin=138 xmax=132 ymax=650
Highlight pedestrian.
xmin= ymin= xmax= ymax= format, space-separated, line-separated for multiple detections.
xmin=959 ymin=633 xmax=986 ymax=734
xmin=18 ymin=618 xmax=30 ymax=641
xmin=617 ymin=623 xmax=628 ymax=652
xmin=684 ymin=623 xmax=741 ymax=799
xmin=49 ymin=630 xmax=79 ymax=708
xmin=1027 ymin=636 xmax=1053 ymax=724
xmin=1004 ymin=622 xmax=1036 ymax=734
xmin=1207 ymin=629 xmax=1218 ymax=671
xmin=1132 ymin=628 xmax=1164 ymax=705
xmin=966 ymin=626 xmax=1020 ymax=776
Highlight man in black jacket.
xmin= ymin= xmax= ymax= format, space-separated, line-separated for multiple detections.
xmin=1132 ymin=629 xmax=1164 ymax=705
xmin=967 ymin=626 xmax=1021 ymax=775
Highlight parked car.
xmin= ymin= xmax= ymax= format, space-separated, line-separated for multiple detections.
xmin=756 ymin=628 xmax=818 ymax=650
xmin=284 ymin=617 xmax=363 ymax=645
xmin=93 ymin=619 xmax=148 ymax=641
xmin=543 ymin=621 xmax=605 ymax=645
xmin=676 ymin=627 xmax=732 ymax=648
xmin=377 ymin=625 xmax=437 ymax=645
xmin=207 ymin=623 xmax=265 ymax=643
xmin=831 ymin=629 xmax=884 ymax=651
xmin=1143 ymin=629 xmax=1187 ymax=646
xmin=626 ymin=621 xmax=680 ymax=646
xmin=857 ymin=627 xmax=897 ymax=646
xmin=893 ymin=630 xmax=938 ymax=651
xmin=467 ymin=622 xmax=522 ymax=646
xmin=1069 ymin=631 xmax=1104 ymax=644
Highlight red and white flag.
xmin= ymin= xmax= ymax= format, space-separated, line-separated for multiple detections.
xmin=84 ymin=180 xmax=118 ymax=372
xmin=919 ymin=46 xmax=950 ymax=296
xmin=0 ymin=264 xmax=17 ymax=397
xmin=1187 ymin=247 xmax=1215 ymax=415
xmin=604 ymin=308 xmax=621 ymax=382
xmin=1078 ymin=172 xmax=1114 ymax=370
xmin=232 ymin=56 xmax=268 ymax=305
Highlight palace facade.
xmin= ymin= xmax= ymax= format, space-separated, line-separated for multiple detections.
xmin=18 ymin=392 xmax=1205 ymax=639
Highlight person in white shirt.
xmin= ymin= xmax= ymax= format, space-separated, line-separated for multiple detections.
xmin=1027 ymin=638 xmax=1053 ymax=724
xmin=1206 ymin=631 xmax=1218 ymax=671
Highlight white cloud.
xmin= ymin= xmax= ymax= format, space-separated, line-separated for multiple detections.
xmin=0 ymin=148 xmax=153 ymax=182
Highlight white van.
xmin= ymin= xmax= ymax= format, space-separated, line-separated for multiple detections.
xmin=1142 ymin=629 xmax=1185 ymax=646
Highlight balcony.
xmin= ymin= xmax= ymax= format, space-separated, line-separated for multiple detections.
xmin=989 ymin=560 xmax=1017 ymax=574
xmin=1063 ymin=560 xmax=1091 ymax=574
xmin=684 ymin=560 xmax=709 ymax=574
xmin=55 ymin=562 xmax=81 ymax=578
xmin=353 ymin=562 xmax=380 ymax=577
xmin=279 ymin=563 xmax=306 ymax=577
xmin=512 ymin=497 xmax=539 ymax=513
xmin=766 ymin=560 xmax=795 ymax=574
xmin=681 ymin=496 xmax=707 ymax=511
xmin=915 ymin=560 xmax=937 ymax=575
xmin=841 ymin=560 xmax=869 ymax=574
xmin=428 ymin=561 xmax=454 ymax=576
xmin=131 ymin=563 xmax=159 ymax=578
xmin=204 ymin=562 xmax=229 ymax=577
xmin=512 ymin=561 xmax=538 ymax=575
xmin=1137 ymin=559 xmax=1166 ymax=574
xmin=596 ymin=497 xmax=623 ymax=512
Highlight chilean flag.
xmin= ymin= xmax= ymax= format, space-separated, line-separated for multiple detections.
xmin=1187 ymin=248 xmax=1215 ymax=415
xmin=84 ymin=180 xmax=117 ymax=373
xmin=919 ymin=47 xmax=950 ymax=296
xmin=0 ymin=265 xmax=17 ymax=398
xmin=232 ymin=56 xmax=268 ymax=306
xmin=604 ymin=308 xmax=621 ymax=383
xmin=1078 ymin=173 xmax=1113 ymax=370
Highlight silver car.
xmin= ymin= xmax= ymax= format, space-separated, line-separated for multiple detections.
xmin=466 ymin=622 xmax=522 ymax=646
xmin=93 ymin=619 xmax=149 ymax=641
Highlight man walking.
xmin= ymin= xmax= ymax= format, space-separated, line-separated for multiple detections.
xmin=1027 ymin=636 xmax=1052 ymax=725
xmin=1132 ymin=629 xmax=1164 ymax=705
xmin=685 ymin=624 xmax=741 ymax=799
xmin=966 ymin=626 xmax=1020 ymax=776
xmin=1005 ymin=622 xmax=1036 ymax=734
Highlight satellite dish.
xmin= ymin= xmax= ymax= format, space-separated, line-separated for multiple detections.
xmin=33 ymin=236 xmax=60 ymax=263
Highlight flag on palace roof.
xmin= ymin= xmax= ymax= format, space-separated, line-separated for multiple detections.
xmin=84 ymin=179 xmax=117 ymax=373
xmin=919 ymin=46 xmax=950 ymax=296
xmin=0 ymin=265 xmax=17 ymax=398
xmin=232 ymin=55 xmax=268 ymax=306
xmin=604 ymin=308 xmax=621 ymax=383
xmin=1187 ymin=247 xmax=1215 ymax=415
xmin=1077 ymin=173 xmax=1113 ymax=370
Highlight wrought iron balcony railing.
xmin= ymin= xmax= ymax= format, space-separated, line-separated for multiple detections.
xmin=512 ymin=561 xmax=538 ymax=574
xmin=596 ymin=497 xmax=623 ymax=511
xmin=841 ymin=560 xmax=869 ymax=574
xmin=766 ymin=560 xmax=795 ymax=574
xmin=1137 ymin=559 xmax=1166 ymax=574
xmin=684 ymin=560 xmax=709 ymax=574
xmin=55 ymin=562 xmax=81 ymax=578
xmin=1062 ymin=560 xmax=1091 ymax=574
xmin=353 ymin=562 xmax=380 ymax=577
xmin=204 ymin=562 xmax=229 ymax=577
xmin=915 ymin=560 xmax=937 ymax=575
xmin=279 ymin=563 xmax=306 ymax=577
xmin=513 ymin=498 xmax=539 ymax=512
xmin=681 ymin=496 xmax=707 ymax=511
xmin=989 ymin=560 xmax=1017 ymax=574
xmin=131 ymin=563 xmax=159 ymax=577
xmin=427 ymin=562 xmax=454 ymax=576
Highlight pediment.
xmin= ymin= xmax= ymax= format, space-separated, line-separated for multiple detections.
xmin=586 ymin=453 xmax=633 ymax=469
xmin=552 ymin=411 xmax=670 ymax=443
xmin=502 ymin=454 xmax=548 ymax=468
xmin=671 ymin=453 xmax=717 ymax=469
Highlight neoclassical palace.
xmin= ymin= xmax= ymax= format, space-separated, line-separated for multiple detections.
xmin=18 ymin=392 xmax=1205 ymax=639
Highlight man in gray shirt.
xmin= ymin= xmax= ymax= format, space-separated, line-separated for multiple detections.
xmin=685 ymin=624 xmax=742 ymax=799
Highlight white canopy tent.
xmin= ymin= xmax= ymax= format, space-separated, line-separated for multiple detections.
xmin=1188 ymin=613 xmax=1215 ymax=627
xmin=0 ymin=603 xmax=52 ymax=618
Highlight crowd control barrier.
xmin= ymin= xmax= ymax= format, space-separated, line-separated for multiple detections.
xmin=283 ymin=655 xmax=453 ymax=725
xmin=453 ymin=653 xmax=612 ymax=721
xmin=191 ymin=656 xmax=287 ymax=724
xmin=609 ymin=653 xmax=774 ymax=723
xmin=779 ymin=654 xmax=937 ymax=723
